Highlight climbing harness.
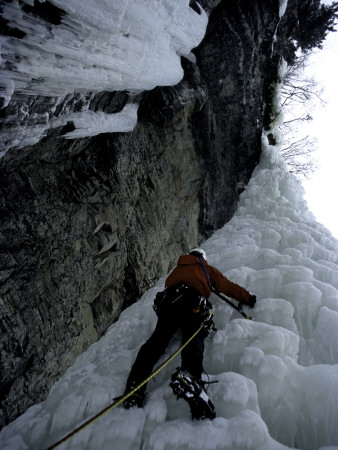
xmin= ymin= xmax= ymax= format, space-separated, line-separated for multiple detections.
xmin=212 ymin=288 xmax=253 ymax=320
xmin=46 ymin=321 xmax=208 ymax=450
xmin=153 ymin=285 xmax=216 ymax=337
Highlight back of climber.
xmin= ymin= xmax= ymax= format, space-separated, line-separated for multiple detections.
xmin=123 ymin=248 xmax=256 ymax=419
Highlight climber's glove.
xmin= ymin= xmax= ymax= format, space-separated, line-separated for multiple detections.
xmin=248 ymin=295 xmax=256 ymax=308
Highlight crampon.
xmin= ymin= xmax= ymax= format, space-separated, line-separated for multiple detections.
xmin=170 ymin=368 xmax=216 ymax=420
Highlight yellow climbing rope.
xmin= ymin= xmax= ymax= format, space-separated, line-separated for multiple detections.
xmin=46 ymin=322 xmax=205 ymax=450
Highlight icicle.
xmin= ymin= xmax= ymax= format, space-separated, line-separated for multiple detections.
xmin=0 ymin=0 xmax=208 ymax=98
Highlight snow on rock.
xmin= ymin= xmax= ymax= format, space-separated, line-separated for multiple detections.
xmin=1 ymin=133 xmax=338 ymax=449
xmin=279 ymin=0 xmax=289 ymax=18
xmin=62 ymin=104 xmax=139 ymax=139
xmin=0 ymin=103 xmax=139 ymax=155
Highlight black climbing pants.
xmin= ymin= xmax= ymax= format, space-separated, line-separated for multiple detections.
xmin=126 ymin=286 xmax=206 ymax=393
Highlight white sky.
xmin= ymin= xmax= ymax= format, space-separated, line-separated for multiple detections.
xmin=301 ymin=15 xmax=338 ymax=239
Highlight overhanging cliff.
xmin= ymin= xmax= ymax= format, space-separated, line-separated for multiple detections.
xmin=0 ymin=0 xmax=284 ymax=426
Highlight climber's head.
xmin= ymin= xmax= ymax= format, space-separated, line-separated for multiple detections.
xmin=189 ymin=248 xmax=207 ymax=261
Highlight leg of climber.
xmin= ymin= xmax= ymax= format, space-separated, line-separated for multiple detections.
xmin=124 ymin=311 xmax=179 ymax=408
xmin=170 ymin=311 xmax=216 ymax=420
xmin=180 ymin=320 xmax=205 ymax=378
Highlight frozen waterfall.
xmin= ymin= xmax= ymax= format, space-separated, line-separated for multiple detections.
xmin=1 ymin=135 xmax=338 ymax=450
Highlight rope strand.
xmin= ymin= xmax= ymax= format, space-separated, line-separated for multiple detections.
xmin=46 ymin=322 xmax=206 ymax=450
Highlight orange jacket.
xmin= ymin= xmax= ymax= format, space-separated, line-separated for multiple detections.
xmin=165 ymin=255 xmax=251 ymax=304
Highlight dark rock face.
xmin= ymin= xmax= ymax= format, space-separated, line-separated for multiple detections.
xmin=194 ymin=0 xmax=280 ymax=233
xmin=0 ymin=0 xmax=281 ymax=426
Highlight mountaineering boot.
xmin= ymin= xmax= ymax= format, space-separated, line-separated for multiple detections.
xmin=169 ymin=368 xmax=216 ymax=420
xmin=123 ymin=382 xmax=146 ymax=409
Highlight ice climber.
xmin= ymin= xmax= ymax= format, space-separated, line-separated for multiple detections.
xmin=123 ymin=248 xmax=256 ymax=419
